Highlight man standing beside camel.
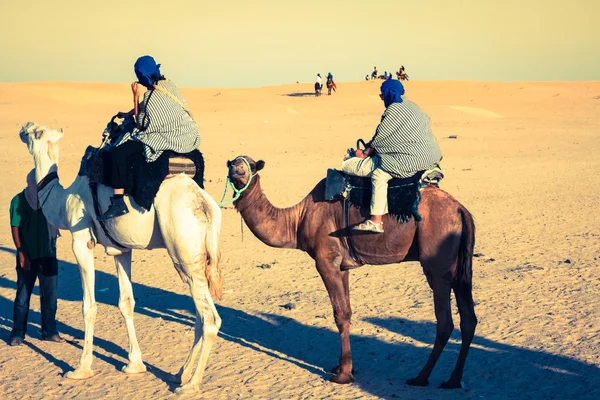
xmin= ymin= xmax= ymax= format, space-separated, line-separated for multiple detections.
xmin=8 ymin=169 xmax=64 ymax=346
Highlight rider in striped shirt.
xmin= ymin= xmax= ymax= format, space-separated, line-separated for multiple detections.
xmin=98 ymin=56 xmax=200 ymax=221
xmin=342 ymin=79 xmax=442 ymax=233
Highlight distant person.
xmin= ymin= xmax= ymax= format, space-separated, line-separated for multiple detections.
xmin=9 ymin=169 xmax=64 ymax=346
xmin=383 ymin=71 xmax=388 ymax=80
xmin=371 ymin=66 xmax=378 ymax=80
xmin=315 ymin=73 xmax=323 ymax=96
xmin=326 ymin=72 xmax=336 ymax=95
xmin=398 ymin=65 xmax=409 ymax=81
xmin=365 ymin=74 xmax=369 ymax=81
xmin=341 ymin=80 xmax=442 ymax=233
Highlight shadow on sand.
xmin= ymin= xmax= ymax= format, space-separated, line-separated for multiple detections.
xmin=282 ymin=92 xmax=317 ymax=97
xmin=0 ymin=246 xmax=598 ymax=399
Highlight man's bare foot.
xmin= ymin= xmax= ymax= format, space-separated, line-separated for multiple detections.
xmin=10 ymin=338 xmax=24 ymax=346
xmin=43 ymin=334 xmax=66 ymax=343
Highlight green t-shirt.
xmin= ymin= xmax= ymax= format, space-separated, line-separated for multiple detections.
xmin=9 ymin=191 xmax=56 ymax=260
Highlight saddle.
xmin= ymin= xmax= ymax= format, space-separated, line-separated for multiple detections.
xmin=324 ymin=167 xmax=443 ymax=223
xmin=79 ymin=114 xmax=205 ymax=211
xmin=79 ymin=146 xmax=204 ymax=212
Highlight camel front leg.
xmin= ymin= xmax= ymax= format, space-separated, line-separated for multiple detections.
xmin=114 ymin=251 xmax=146 ymax=374
xmin=175 ymin=275 xmax=221 ymax=395
xmin=65 ymin=234 xmax=97 ymax=380
xmin=316 ymin=259 xmax=354 ymax=384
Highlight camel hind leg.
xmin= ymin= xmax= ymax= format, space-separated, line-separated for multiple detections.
xmin=175 ymin=274 xmax=221 ymax=395
xmin=441 ymin=206 xmax=477 ymax=388
xmin=406 ymin=273 xmax=454 ymax=387
xmin=154 ymin=177 xmax=222 ymax=394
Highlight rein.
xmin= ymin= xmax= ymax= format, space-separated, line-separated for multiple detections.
xmin=218 ymin=156 xmax=253 ymax=206
xmin=36 ymin=171 xmax=58 ymax=192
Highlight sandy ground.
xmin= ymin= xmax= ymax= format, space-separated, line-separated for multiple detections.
xmin=0 ymin=80 xmax=599 ymax=400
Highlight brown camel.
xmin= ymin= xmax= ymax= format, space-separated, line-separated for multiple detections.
xmin=226 ymin=156 xmax=477 ymax=389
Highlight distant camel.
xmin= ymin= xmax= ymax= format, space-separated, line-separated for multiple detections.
xmin=326 ymin=78 xmax=336 ymax=95
xmin=314 ymin=82 xmax=323 ymax=96
xmin=226 ymin=156 xmax=477 ymax=388
xmin=19 ymin=123 xmax=222 ymax=396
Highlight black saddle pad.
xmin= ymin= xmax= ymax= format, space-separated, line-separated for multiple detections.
xmin=80 ymin=146 xmax=204 ymax=211
xmin=325 ymin=169 xmax=422 ymax=222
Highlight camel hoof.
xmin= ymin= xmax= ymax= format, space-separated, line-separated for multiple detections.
xmin=65 ymin=368 xmax=94 ymax=380
xmin=175 ymin=383 xmax=200 ymax=395
xmin=330 ymin=372 xmax=354 ymax=384
xmin=440 ymin=379 xmax=462 ymax=389
xmin=406 ymin=377 xmax=429 ymax=387
xmin=331 ymin=366 xmax=355 ymax=375
xmin=122 ymin=362 xmax=147 ymax=374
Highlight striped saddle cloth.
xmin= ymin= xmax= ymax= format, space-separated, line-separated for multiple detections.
xmin=167 ymin=156 xmax=196 ymax=178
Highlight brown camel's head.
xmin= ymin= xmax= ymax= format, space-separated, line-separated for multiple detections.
xmin=227 ymin=156 xmax=265 ymax=189
xmin=19 ymin=122 xmax=64 ymax=163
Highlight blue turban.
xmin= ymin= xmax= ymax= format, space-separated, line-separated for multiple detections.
xmin=134 ymin=56 xmax=162 ymax=88
xmin=380 ymin=79 xmax=405 ymax=107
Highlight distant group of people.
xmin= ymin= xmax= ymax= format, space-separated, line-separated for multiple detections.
xmin=315 ymin=72 xmax=337 ymax=96
xmin=366 ymin=65 xmax=409 ymax=81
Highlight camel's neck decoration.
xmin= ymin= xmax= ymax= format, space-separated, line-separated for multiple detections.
xmin=228 ymin=155 xmax=477 ymax=389
xmin=19 ymin=122 xmax=223 ymax=396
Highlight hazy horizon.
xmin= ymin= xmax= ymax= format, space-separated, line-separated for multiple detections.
xmin=2 ymin=0 xmax=599 ymax=88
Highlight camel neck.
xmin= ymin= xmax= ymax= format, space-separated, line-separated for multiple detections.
xmin=37 ymin=176 xmax=69 ymax=230
xmin=235 ymin=175 xmax=304 ymax=249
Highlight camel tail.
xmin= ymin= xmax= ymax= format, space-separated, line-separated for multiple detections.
xmin=205 ymin=204 xmax=223 ymax=300
xmin=456 ymin=205 xmax=475 ymax=290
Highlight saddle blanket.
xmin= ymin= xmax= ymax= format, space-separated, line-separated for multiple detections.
xmin=325 ymin=169 xmax=424 ymax=222
xmin=79 ymin=146 xmax=205 ymax=211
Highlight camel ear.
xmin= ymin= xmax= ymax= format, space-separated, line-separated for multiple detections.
xmin=19 ymin=122 xmax=37 ymax=143
xmin=44 ymin=128 xmax=64 ymax=143
xmin=226 ymin=160 xmax=232 ymax=167
xmin=34 ymin=127 xmax=47 ymax=140
xmin=256 ymin=160 xmax=265 ymax=171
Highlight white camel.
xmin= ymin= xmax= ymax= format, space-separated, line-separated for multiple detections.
xmin=19 ymin=122 xmax=222 ymax=395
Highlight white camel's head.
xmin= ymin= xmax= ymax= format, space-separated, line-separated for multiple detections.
xmin=19 ymin=122 xmax=64 ymax=165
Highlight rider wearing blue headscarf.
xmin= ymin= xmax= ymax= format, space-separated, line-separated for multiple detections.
xmin=99 ymin=55 xmax=201 ymax=221
xmin=134 ymin=55 xmax=163 ymax=88
xmin=341 ymin=79 xmax=443 ymax=233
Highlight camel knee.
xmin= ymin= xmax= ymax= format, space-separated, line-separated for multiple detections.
xmin=119 ymin=295 xmax=135 ymax=317
xmin=83 ymin=302 xmax=97 ymax=318
xmin=334 ymin=309 xmax=352 ymax=328
xmin=437 ymin=318 xmax=454 ymax=340
xmin=460 ymin=313 xmax=477 ymax=336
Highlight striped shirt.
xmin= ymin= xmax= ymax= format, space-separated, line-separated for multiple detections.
xmin=119 ymin=79 xmax=200 ymax=162
xmin=369 ymin=100 xmax=442 ymax=178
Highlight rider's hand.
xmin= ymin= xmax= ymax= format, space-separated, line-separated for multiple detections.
xmin=17 ymin=250 xmax=30 ymax=271
xmin=355 ymin=149 xmax=367 ymax=159
xmin=131 ymin=82 xmax=141 ymax=97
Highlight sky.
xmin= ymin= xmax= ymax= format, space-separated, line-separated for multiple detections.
xmin=1 ymin=0 xmax=599 ymax=87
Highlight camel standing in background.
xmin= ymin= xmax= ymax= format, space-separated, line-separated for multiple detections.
xmin=19 ymin=122 xmax=222 ymax=396
xmin=227 ymin=156 xmax=477 ymax=389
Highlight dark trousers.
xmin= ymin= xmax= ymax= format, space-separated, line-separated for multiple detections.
xmin=11 ymin=257 xmax=59 ymax=340
xmin=103 ymin=140 xmax=144 ymax=188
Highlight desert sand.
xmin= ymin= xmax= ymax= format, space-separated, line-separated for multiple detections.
xmin=0 ymin=80 xmax=599 ymax=399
